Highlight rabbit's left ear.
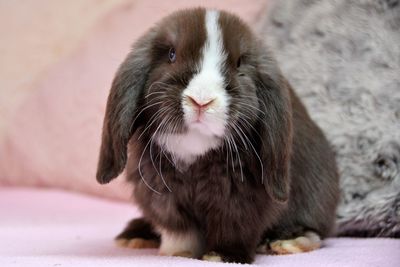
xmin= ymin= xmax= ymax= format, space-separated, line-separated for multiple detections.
xmin=255 ymin=48 xmax=293 ymax=203
xmin=96 ymin=36 xmax=153 ymax=185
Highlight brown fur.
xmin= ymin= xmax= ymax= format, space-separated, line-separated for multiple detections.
xmin=96 ymin=8 xmax=339 ymax=263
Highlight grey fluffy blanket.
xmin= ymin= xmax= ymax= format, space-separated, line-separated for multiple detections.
xmin=262 ymin=0 xmax=400 ymax=237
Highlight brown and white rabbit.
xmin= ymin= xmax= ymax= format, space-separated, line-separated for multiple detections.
xmin=96 ymin=8 xmax=339 ymax=263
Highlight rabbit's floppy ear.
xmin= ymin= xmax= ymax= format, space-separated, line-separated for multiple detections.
xmin=96 ymin=36 xmax=153 ymax=184
xmin=255 ymin=47 xmax=293 ymax=203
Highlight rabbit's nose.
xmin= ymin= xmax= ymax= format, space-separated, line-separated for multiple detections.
xmin=187 ymin=95 xmax=215 ymax=110
xmin=185 ymin=95 xmax=216 ymax=122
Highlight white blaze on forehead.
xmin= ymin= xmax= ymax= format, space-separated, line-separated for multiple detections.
xmin=156 ymin=10 xmax=230 ymax=165
xmin=200 ymin=10 xmax=226 ymax=87
xmin=183 ymin=10 xmax=227 ymax=104
xmin=181 ymin=9 xmax=229 ymax=134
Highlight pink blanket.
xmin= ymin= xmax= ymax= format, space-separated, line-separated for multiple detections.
xmin=1 ymin=187 xmax=399 ymax=266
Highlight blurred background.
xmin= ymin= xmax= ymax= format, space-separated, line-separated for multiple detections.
xmin=1 ymin=0 xmax=126 ymax=135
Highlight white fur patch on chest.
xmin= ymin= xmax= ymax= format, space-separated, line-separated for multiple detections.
xmin=156 ymin=129 xmax=221 ymax=165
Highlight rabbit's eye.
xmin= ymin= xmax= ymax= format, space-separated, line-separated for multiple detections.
xmin=168 ymin=47 xmax=176 ymax=63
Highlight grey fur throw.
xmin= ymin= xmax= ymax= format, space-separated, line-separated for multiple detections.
xmin=262 ymin=0 xmax=400 ymax=237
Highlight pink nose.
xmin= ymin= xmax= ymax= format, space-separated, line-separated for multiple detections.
xmin=187 ymin=96 xmax=215 ymax=110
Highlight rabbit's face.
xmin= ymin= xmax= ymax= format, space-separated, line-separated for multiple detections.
xmin=97 ymin=8 xmax=291 ymax=202
xmin=140 ymin=9 xmax=261 ymax=163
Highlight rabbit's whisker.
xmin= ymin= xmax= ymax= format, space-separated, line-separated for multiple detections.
xmin=129 ymin=101 xmax=164 ymax=133
xmin=138 ymin=105 xmax=173 ymax=140
xmin=137 ymin=131 xmax=162 ymax=195
xmin=233 ymin=118 xmax=264 ymax=184
xmin=149 ymin=114 xmax=173 ymax=192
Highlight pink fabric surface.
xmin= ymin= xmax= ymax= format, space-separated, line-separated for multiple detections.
xmin=1 ymin=187 xmax=399 ymax=267
xmin=0 ymin=1 xmax=268 ymax=201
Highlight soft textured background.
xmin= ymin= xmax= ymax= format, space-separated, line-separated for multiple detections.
xmin=263 ymin=0 xmax=400 ymax=237
xmin=0 ymin=0 xmax=268 ymax=200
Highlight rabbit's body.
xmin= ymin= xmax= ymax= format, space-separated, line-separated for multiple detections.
xmin=96 ymin=8 xmax=339 ymax=263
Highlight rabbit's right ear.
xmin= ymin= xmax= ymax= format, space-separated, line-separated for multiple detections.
xmin=96 ymin=37 xmax=152 ymax=184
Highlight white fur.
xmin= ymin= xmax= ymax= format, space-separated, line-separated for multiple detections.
xmin=159 ymin=229 xmax=204 ymax=258
xmin=156 ymin=129 xmax=221 ymax=165
xmin=157 ymin=10 xmax=230 ymax=164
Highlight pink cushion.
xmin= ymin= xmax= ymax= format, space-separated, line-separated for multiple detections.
xmin=0 ymin=1 xmax=268 ymax=200
xmin=1 ymin=187 xmax=399 ymax=266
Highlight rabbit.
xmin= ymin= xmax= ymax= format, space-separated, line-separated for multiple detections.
xmin=96 ymin=8 xmax=340 ymax=264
